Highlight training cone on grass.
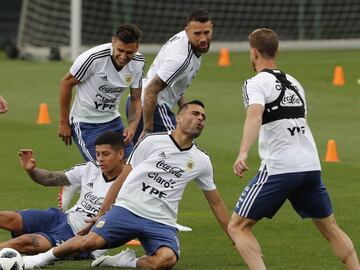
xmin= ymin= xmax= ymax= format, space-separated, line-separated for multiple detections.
xmin=126 ymin=240 xmax=141 ymax=246
xmin=324 ymin=139 xmax=340 ymax=162
xmin=36 ymin=103 xmax=51 ymax=124
xmin=332 ymin=65 xmax=345 ymax=86
xmin=218 ymin=48 xmax=230 ymax=67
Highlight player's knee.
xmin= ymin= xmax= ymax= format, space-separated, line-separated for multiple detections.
xmin=150 ymin=255 xmax=177 ymax=270
xmin=0 ymin=211 xmax=22 ymax=231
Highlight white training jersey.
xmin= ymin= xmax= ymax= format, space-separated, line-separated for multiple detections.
xmin=242 ymin=70 xmax=321 ymax=175
xmin=115 ymin=132 xmax=216 ymax=228
xmin=69 ymin=43 xmax=145 ymax=123
xmin=65 ymin=162 xmax=114 ymax=233
xmin=142 ymin=31 xmax=202 ymax=109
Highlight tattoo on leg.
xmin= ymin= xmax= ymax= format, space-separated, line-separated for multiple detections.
xmin=30 ymin=234 xmax=41 ymax=248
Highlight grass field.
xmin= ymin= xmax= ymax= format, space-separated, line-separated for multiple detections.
xmin=0 ymin=48 xmax=360 ymax=269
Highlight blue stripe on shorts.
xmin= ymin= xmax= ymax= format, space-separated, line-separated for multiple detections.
xmin=234 ymin=168 xmax=332 ymax=220
xmin=71 ymin=117 xmax=133 ymax=161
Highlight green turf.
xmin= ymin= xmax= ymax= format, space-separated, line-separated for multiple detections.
xmin=0 ymin=49 xmax=359 ymax=269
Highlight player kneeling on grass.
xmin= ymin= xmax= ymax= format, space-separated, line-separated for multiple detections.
xmin=22 ymin=100 xmax=232 ymax=270
xmin=0 ymin=131 xmax=125 ymax=258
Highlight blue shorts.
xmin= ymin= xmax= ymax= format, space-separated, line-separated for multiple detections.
xmin=71 ymin=117 xmax=133 ymax=162
xmin=126 ymin=97 xmax=176 ymax=144
xmin=17 ymin=208 xmax=75 ymax=246
xmin=234 ymin=169 xmax=333 ymax=220
xmin=91 ymin=206 xmax=180 ymax=260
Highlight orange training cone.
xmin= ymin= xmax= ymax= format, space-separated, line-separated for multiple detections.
xmin=126 ymin=239 xmax=141 ymax=246
xmin=36 ymin=103 xmax=51 ymax=124
xmin=332 ymin=65 xmax=345 ymax=86
xmin=324 ymin=139 xmax=340 ymax=162
xmin=218 ymin=48 xmax=230 ymax=67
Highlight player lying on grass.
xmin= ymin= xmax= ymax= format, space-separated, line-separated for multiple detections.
xmin=0 ymin=131 xmax=125 ymax=258
xmin=23 ymin=100 xmax=232 ymax=270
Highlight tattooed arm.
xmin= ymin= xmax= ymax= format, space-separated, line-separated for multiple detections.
xmin=18 ymin=149 xmax=70 ymax=186
xmin=142 ymin=74 xmax=167 ymax=136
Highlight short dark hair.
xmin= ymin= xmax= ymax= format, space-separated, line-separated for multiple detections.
xmin=178 ymin=99 xmax=205 ymax=114
xmin=186 ymin=8 xmax=211 ymax=24
xmin=248 ymin=28 xmax=278 ymax=59
xmin=95 ymin=131 xmax=125 ymax=151
xmin=115 ymin=24 xmax=142 ymax=44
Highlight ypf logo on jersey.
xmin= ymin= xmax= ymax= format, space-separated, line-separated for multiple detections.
xmin=123 ymin=73 xmax=133 ymax=86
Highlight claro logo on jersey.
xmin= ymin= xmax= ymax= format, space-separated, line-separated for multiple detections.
xmin=141 ymin=160 xmax=185 ymax=200
xmin=94 ymin=85 xmax=125 ymax=110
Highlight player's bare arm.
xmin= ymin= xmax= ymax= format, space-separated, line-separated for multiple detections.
xmin=18 ymin=149 xmax=70 ymax=186
xmin=233 ymin=104 xmax=264 ymax=177
xmin=142 ymin=74 xmax=167 ymax=134
xmin=203 ymin=189 xmax=232 ymax=242
xmin=124 ymin=87 xmax=142 ymax=145
xmin=58 ymin=73 xmax=80 ymax=146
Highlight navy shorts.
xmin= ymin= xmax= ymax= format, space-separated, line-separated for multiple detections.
xmin=234 ymin=168 xmax=333 ymax=220
xmin=17 ymin=208 xmax=75 ymax=246
xmin=126 ymin=97 xmax=176 ymax=144
xmin=71 ymin=117 xmax=133 ymax=162
xmin=91 ymin=206 xmax=180 ymax=260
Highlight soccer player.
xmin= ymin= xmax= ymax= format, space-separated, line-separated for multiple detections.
xmin=228 ymin=28 xmax=360 ymax=270
xmin=58 ymin=23 xmax=144 ymax=162
xmin=127 ymin=8 xmax=213 ymax=144
xmin=57 ymin=23 xmax=144 ymax=211
xmin=0 ymin=131 xmax=125 ymax=256
xmin=23 ymin=100 xmax=231 ymax=270
xmin=0 ymin=95 xmax=8 ymax=113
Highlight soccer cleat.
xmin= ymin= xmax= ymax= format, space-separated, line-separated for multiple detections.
xmin=175 ymin=223 xmax=192 ymax=232
xmin=91 ymin=248 xmax=136 ymax=267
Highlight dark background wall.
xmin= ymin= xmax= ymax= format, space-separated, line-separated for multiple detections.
xmin=0 ymin=0 xmax=22 ymax=48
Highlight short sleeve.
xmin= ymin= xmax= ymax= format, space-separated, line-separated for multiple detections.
xmin=194 ymin=156 xmax=216 ymax=191
xmin=130 ymin=61 xmax=145 ymax=89
xmin=244 ymin=78 xmax=266 ymax=108
xmin=69 ymin=50 xmax=97 ymax=82
xmin=126 ymin=136 xmax=151 ymax=168
xmin=157 ymin=57 xmax=186 ymax=86
xmin=64 ymin=163 xmax=87 ymax=186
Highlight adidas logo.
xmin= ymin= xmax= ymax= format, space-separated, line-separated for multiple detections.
xmin=160 ymin=152 xmax=166 ymax=158
xmin=101 ymin=75 xmax=108 ymax=81
xmin=87 ymin=183 xmax=93 ymax=188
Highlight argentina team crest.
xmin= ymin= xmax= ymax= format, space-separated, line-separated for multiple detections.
xmin=95 ymin=220 xmax=106 ymax=228
xmin=123 ymin=73 xmax=133 ymax=86
xmin=186 ymin=159 xmax=195 ymax=170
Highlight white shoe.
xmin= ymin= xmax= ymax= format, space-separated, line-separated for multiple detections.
xmin=175 ymin=223 xmax=192 ymax=232
xmin=91 ymin=248 xmax=136 ymax=267
xmin=90 ymin=249 xmax=107 ymax=259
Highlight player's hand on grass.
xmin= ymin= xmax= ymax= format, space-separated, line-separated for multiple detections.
xmin=233 ymin=152 xmax=249 ymax=178
xmin=58 ymin=121 xmax=72 ymax=145
xmin=18 ymin=149 xmax=36 ymax=171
